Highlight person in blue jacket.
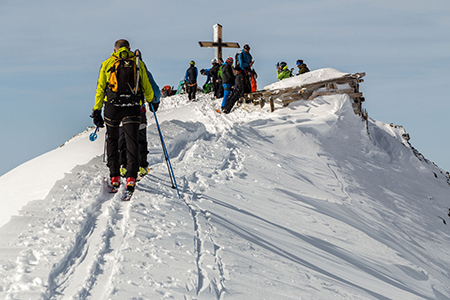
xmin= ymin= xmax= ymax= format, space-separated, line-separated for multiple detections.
xmin=185 ymin=61 xmax=198 ymax=101
xmin=200 ymin=68 xmax=212 ymax=91
xmin=119 ymin=50 xmax=161 ymax=179
xmin=238 ymin=44 xmax=253 ymax=69
xmin=237 ymin=44 xmax=254 ymax=93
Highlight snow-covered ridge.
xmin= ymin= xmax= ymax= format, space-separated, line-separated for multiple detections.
xmin=1 ymin=69 xmax=450 ymax=299
xmin=60 ymin=126 xmax=98 ymax=148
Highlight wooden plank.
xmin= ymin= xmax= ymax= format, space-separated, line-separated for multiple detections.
xmin=281 ymin=98 xmax=308 ymax=106
xmin=309 ymin=89 xmax=356 ymax=100
xmin=347 ymin=92 xmax=363 ymax=98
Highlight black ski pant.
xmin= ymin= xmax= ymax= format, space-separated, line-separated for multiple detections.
xmin=243 ymin=69 xmax=252 ymax=94
xmin=119 ymin=126 xmax=149 ymax=169
xmin=119 ymin=110 xmax=149 ymax=170
xmin=223 ymin=88 xmax=243 ymax=113
xmin=212 ymin=78 xmax=220 ymax=98
xmin=216 ymin=79 xmax=224 ymax=98
xmin=104 ymin=103 xmax=141 ymax=179
xmin=187 ymin=83 xmax=197 ymax=100
xmin=213 ymin=79 xmax=223 ymax=99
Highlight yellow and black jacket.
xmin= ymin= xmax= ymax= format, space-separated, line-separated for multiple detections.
xmin=94 ymin=47 xmax=154 ymax=110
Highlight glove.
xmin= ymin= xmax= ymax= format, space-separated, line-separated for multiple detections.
xmin=150 ymin=101 xmax=160 ymax=113
xmin=90 ymin=109 xmax=104 ymax=127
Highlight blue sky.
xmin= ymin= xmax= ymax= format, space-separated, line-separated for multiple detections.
xmin=1 ymin=0 xmax=449 ymax=176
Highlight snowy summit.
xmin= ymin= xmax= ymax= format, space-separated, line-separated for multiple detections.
xmin=1 ymin=68 xmax=450 ymax=299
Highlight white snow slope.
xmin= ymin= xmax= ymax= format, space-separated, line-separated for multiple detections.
xmin=1 ymin=68 xmax=450 ymax=300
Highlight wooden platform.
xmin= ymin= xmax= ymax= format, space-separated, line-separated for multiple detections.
xmin=240 ymin=72 xmax=366 ymax=115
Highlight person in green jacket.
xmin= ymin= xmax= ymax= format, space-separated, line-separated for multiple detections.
xmin=91 ymin=39 xmax=155 ymax=193
xmin=276 ymin=62 xmax=291 ymax=81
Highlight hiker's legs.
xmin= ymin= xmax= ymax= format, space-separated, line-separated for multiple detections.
xmin=122 ymin=117 xmax=141 ymax=179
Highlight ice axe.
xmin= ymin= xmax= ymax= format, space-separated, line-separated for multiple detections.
xmin=89 ymin=123 xmax=101 ymax=142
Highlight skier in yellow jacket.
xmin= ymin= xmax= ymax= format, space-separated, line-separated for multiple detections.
xmin=276 ymin=62 xmax=291 ymax=81
xmin=91 ymin=39 xmax=154 ymax=193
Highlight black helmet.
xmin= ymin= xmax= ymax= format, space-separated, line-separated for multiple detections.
xmin=243 ymin=44 xmax=250 ymax=51
xmin=280 ymin=61 xmax=287 ymax=68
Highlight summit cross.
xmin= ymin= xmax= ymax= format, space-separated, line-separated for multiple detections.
xmin=198 ymin=24 xmax=240 ymax=61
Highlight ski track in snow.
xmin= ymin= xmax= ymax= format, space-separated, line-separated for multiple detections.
xmin=0 ymin=159 xmax=137 ymax=299
xmin=45 ymin=178 xmax=132 ymax=299
xmin=151 ymin=97 xmax=250 ymax=299
xmin=0 ymin=94 xmax=251 ymax=299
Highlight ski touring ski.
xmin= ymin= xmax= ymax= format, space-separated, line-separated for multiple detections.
xmin=123 ymin=190 xmax=134 ymax=201
xmin=110 ymin=186 xmax=134 ymax=201
xmin=106 ymin=177 xmax=137 ymax=201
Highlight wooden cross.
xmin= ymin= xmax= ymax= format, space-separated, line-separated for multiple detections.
xmin=198 ymin=24 xmax=240 ymax=61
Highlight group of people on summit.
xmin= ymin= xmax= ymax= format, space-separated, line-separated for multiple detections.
xmin=91 ymin=39 xmax=311 ymax=193
xmin=184 ymin=44 xmax=258 ymax=114
xmin=184 ymin=44 xmax=309 ymax=114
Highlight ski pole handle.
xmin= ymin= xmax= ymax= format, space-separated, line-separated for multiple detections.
xmin=89 ymin=122 xmax=101 ymax=142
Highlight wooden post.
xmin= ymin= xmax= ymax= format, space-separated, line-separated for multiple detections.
xmin=270 ymin=97 xmax=275 ymax=112
xmin=199 ymin=24 xmax=240 ymax=61
xmin=213 ymin=24 xmax=222 ymax=60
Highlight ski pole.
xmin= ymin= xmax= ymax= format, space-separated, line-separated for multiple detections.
xmin=150 ymin=104 xmax=174 ymax=188
xmin=134 ymin=49 xmax=140 ymax=94
xmin=89 ymin=122 xmax=101 ymax=142
xmin=152 ymin=104 xmax=176 ymax=189
xmin=150 ymin=103 xmax=180 ymax=198
xmin=160 ymin=136 xmax=176 ymax=190
xmin=103 ymin=132 xmax=107 ymax=162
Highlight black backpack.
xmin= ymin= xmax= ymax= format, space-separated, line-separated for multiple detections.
xmin=106 ymin=52 xmax=142 ymax=106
